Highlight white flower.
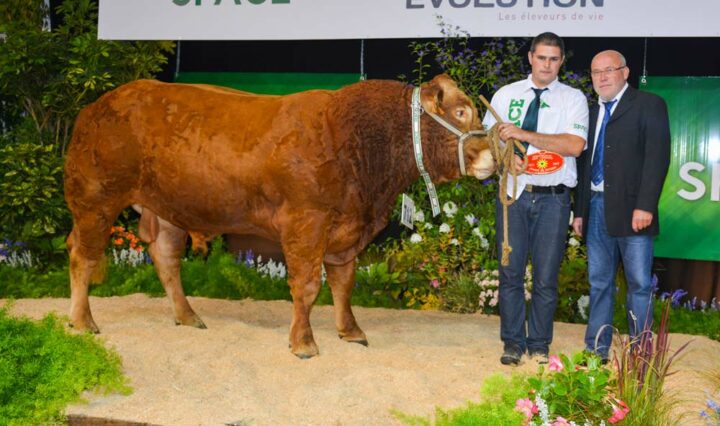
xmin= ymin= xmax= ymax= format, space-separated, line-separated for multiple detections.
xmin=414 ymin=209 xmax=425 ymax=223
xmin=450 ymin=238 xmax=459 ymax=246
xmin=439 ymin=223 xmax=451 ymax=233
xmin=472 ymin=227 xmax=482 ymax=237
xmin=480 ymin=235 xmax=489 ymax=250
xmin=569 ymin=209 xmax=574 ymax=226
xmin=577 ymin=295 xmax=590 ymax=320
xmin=464 ymin=213 xmax=476 ymax=226
xmin=568 ymin=237 xmax=580 ymax=247
xmin=424 ymin=222 xmax=433 ymax=230
xmin=442 ymin=201 xmax=458 ymax=217
xmin=410 ymin=233 xmax=423 ymax=243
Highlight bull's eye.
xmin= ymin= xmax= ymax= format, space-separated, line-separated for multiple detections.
xmin=455 ymin=109 xmax=465 ymax=119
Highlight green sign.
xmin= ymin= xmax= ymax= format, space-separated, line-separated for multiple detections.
xmin=174 ymin=72 xmax=361 ymax=95
xmin=642 ymin=77 xmax=720 ymax=261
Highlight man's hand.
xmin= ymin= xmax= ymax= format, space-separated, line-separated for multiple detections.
xmin=513 ymin=154 xmax=525 ymax=174
xmin=572 ymin=217 xmax=583 ymax=236
xmin=498 ymin=123 xmax=528 ymax=143
xmin=632 ymin=209 xmax=653 ymax=232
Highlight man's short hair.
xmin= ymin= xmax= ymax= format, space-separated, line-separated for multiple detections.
xmin=530 ymin=32 xmax=565 ymax=57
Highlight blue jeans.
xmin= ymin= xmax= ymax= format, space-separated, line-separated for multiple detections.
xmin=584 ymin=192 xmax=654 ymax=357
xmin=495 ymin=189 xmax=570 ymax=354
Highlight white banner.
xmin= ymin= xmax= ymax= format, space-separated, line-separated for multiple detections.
xmin=99 ymin=0 xmax=720 ymax=40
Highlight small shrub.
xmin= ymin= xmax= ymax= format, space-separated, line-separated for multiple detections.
xmin=394 ymin=373 xmax=529 ymax=426
xmin=0 ymin=306 xmax=130 ymax=425
xmin=524 ymin=352 xmax=616 ymax=424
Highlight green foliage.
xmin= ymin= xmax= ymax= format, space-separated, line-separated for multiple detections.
xmin=394 ymin=373 xmax=529 ymax=426
xmin=527 ymin=352 xmax=613 ymax=423
xmin=0 ymin=0 xmax=174 ymax=151
xmin=556 ymin=236 xmax=590 ymax=324
xmin=352 ymin=261 xmax=405 ymax=308
xmin=0 ymin=140 xmax=70 ymax=260
xmin=440 ymin=272 xmax=481 ymax=314
xmin=0 ymin=306 xmax=130 ymax=425
xmin=0 ymin=0 xmax=174 ymax=262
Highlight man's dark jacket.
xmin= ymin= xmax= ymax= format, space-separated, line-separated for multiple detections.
xmin=574 ymin=85 xmax=671 ymax=237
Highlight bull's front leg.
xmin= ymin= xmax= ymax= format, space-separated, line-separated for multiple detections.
xmin=280 ymin=211 xmax=329 ymax=359
xmin=324 ymin=261 xmax=367 ymax=346
xmin=284 ymin=249 xmax=324 ymax=358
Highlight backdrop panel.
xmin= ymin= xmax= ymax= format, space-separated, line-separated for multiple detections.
xmin=174 ymin=72 xmax=362 ymax=95
xmin=643 ymin=77 xmax=720 ymax=261
xmin=99 ymin=0 xmax=720 ymax=40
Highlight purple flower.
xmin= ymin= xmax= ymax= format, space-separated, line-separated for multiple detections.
xmin=651 ymin=273 xmax=659 ymax=293
xmin=671 ymin=289 xmax=688 ymax=307
xmin=482 ymin=178 xmax=496 ymax=186
xmin=245 ymin=249 xmax=255 ymax=267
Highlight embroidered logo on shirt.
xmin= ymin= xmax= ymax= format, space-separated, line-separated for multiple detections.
xmin=540 ymin=101 xmax=550 ymax=109
xmin=508 ymin=98 xmax=525 ymax=126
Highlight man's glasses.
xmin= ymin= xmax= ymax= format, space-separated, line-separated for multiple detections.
xmin=590 ymin=66 xmax=626 ymax=77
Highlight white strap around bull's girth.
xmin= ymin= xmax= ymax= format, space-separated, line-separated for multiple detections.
xmin=411 ymin=87 xmax=487 ymax=217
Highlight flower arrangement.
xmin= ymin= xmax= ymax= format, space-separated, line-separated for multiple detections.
xmin=108 ymin=226 xmax=148 ymax=266
xmin=0 ymin=238 xmax=35 ymax=268
xmin=516 ymin=352 xmax=625 ymax=425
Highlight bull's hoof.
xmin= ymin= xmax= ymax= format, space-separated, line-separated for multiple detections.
xmin=175 ymin=315 xmax=207 ymax=329
xmin=338 ymin=334 xmax=368 ymax=347
xmin=69 ymin=317 xmax=100 ymax=334
xmin=291 ymin=342 xmax=319 ymax=359
xmin=339 ymin=335 xmax=368 ymax=347
xmin=338 ymin=328 xmax=368 ymax=346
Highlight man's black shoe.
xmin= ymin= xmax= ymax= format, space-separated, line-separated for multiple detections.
xmin=500 ymin=346 xmax=523 ymax=366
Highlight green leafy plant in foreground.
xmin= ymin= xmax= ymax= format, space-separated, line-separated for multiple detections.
xmin=394 ymin=373 xmax=528 ymax=426
xmin=0 ymin=306 xmax=130 ymax=425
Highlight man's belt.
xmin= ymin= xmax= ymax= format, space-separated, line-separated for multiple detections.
xmin=524 ymin=184 xmax=567 ymax=194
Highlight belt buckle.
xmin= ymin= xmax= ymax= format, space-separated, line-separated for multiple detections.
xmin=525 ymin=184 xmax=534 ymax=193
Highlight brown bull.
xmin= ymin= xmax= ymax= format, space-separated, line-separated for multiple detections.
xmin=64 ymin=74 xmax=495 ymax=358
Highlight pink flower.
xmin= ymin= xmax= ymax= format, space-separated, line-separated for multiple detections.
xmin=608 ymin=398 xmax=630 ymax=423
xmin=515 ymin=398 xmax=538 ymax=421
xmin=430 ymin=279 xmax=439 ymax=288
xmin=548 ymin=355 xmax=564 ymax=372
xmin=551 ymin=417 xmax=571 ymax=426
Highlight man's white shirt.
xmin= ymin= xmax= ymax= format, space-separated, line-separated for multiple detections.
xmin=482 ymin=75 xmax=589 ymax=197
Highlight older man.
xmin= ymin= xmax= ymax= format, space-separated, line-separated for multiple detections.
xmin=572 ymin=50 xmax=670 ymax=361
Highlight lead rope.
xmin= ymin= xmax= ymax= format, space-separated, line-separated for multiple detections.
xmin=479 ymin=95 xmax=528 ymax=266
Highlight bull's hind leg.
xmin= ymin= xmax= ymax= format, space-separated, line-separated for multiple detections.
xmin=67 ymin=225 xmax=105 ymax=333
xmin=146 ymin=217 xmax=206 ymax=328
xmin=67 ymin=206 xmax=123 ymax=333
xmin=324 ymin=261 xmax=367 ymax=346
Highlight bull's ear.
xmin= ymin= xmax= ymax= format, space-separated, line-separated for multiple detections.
xmin=420 ymin=81 xmax=444 ymax=115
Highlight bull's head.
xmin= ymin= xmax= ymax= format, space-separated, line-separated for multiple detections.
xmin=419 ymin=74 xmax=496 ymax=180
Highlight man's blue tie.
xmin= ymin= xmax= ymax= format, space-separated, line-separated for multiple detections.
xmin=516 ymin=87 xmax=547 ymax=158
xmin=591 ymin=99 xmax=617 ymax=185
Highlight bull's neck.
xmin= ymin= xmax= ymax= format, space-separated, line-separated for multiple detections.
xmin=357 ymin=84 xmax=421 ymax=210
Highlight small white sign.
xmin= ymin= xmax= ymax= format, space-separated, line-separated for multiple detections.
xmin=400 ymin=194 xmax=415 ymax=230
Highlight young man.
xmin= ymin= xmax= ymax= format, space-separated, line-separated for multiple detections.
xmin=572 ymin=50 xmax=670 ymax=361
xmin=483 ymin=32 xmax=589 ymax=366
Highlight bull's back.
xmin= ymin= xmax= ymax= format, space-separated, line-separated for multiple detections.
xmin=66 ymin=80 xmax=338 ymax=233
